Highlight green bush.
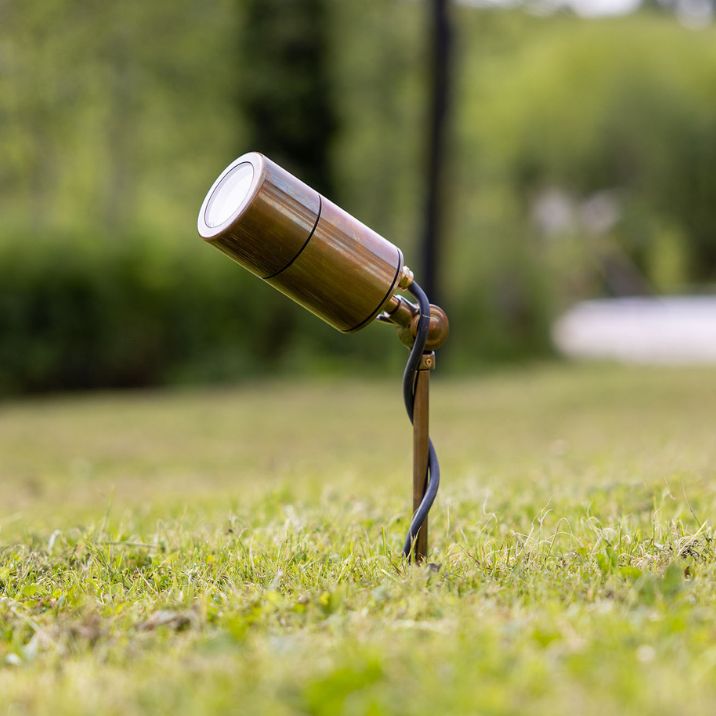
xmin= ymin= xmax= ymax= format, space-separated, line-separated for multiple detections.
xmin=4 ymin=8 xmax=716 ymax=394
xmin=0 ymin=232 xmax=419 ymax=394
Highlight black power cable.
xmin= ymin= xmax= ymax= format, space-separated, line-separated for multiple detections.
xmin=401 ymin=281 xmax=441 ymax=558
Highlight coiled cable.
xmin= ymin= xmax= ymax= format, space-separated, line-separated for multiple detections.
xmin=401 ymin=281 xmax=441 ymax=558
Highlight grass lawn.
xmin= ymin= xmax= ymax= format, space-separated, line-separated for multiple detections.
xmin=1 ymin=364 xmax=715 ymax=715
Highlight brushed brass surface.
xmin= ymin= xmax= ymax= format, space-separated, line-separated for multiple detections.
xmin=388 ymin=301 xmax=449 ymax=351
xmin=398 ymin=266 xmax=414 ymax=289
xmin=421 ymin=305 xmax=449 ymax=351
xmin=198 ymin=153 xmax=320 ymax=279
xmin=267 ymin=196 xmax=403 ymax=332
xmin=383 ymin=294 xmax=419 ymax=329
xmin=198 ymin=152 xmax=404 ymax=332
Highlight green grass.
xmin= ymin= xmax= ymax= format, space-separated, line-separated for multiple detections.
xmin=1 ymin=365 xmax=716 ymax=715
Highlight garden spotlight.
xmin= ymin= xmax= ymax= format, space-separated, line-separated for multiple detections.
xmin=198 ymin=152 xmax=448 ymax=560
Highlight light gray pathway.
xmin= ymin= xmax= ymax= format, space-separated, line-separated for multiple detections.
xmin=553 ymin=297 xmax=716 ymax=364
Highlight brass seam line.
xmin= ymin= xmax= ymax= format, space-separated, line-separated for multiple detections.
xmin=261 ymin=194 xmax=323 ymax=280
xmin=344 ymin=251 xmax=403 ymax=333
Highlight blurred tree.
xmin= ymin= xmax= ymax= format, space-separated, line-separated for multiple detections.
xmin=328 ymin=0 xmax=423 ymax=246
xmin=237 ymin=0 xmax=337 ymax=196
xmin=233 ymin=0 xmax=339 ymax=362
xmin=420 ymin=0 xmax=452 ymax=306
xmin=467 ymin=15 xmax=716 ymax=286
xmin=0 ymin=0 xmax=237 ymax=237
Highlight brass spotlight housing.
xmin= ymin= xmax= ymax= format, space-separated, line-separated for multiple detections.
xmin=198 ymin=152 xmax=406 ymax=333
xmin=198 ymin=152 xmax=448 ymax=560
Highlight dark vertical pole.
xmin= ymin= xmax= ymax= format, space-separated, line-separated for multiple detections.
xmin=420 ymin=0 xmax=451 ymax=306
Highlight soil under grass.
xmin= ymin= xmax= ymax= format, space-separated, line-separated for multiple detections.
xmin=1 ymin=364 xmax=715 ymax=715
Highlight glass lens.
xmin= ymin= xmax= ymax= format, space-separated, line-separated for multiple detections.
xmin=204 ymin=162 xmax=255 ymax=228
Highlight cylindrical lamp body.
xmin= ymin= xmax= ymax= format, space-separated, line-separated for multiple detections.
xmin=197 ymin=153 xmax=403 ymax=332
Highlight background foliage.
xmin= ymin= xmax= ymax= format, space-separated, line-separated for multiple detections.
xmin=1 ymin=1 xmax=715 ymax=392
